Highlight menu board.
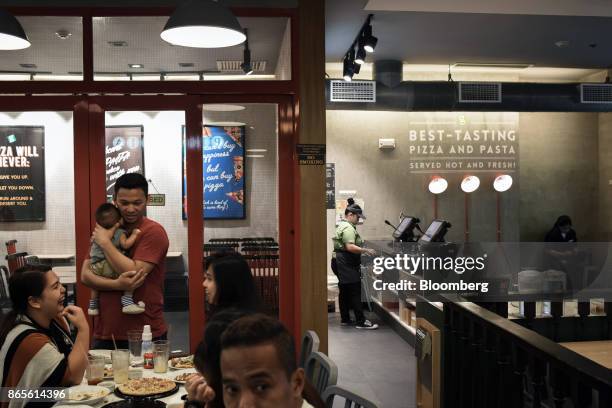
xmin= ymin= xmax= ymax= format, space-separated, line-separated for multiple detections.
xmin=0 ymin=126 xmax=45 ymax=222
xmin=182 ymin=125 xmax=246 ymax=219
xmin=105 ymin=125 xmax=145 ymax=199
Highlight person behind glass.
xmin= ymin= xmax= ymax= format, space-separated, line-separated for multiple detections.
xmin=202 ymin=251 xmax=261 ymax=319
xmin=81 ymin=173 xmax=169 ymax=349
xmin=332 ymin=198 xmax=378 ymax=329
xmin=545 ymin=215 xmax=580 ymax=289
xmin=0 ymin=265 xmax=89 ymax=408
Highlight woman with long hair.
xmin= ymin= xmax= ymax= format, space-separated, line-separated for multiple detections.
xmin=0 ymin=264 xmax=89 ymax=408
xmin=202 ymin=251 xmax=260 ymax=317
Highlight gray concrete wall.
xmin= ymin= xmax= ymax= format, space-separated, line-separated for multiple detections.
xmin=598 ymin=113 xmax=612 ymax=241
xmin=518 ymin=112 xmax=599 ymax=241
xmin=326 ymin=111 xmax=601 ymax=276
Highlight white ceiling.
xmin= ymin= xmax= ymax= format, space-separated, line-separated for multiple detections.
xmin=0 ymin=15 xmax=289 ymax=76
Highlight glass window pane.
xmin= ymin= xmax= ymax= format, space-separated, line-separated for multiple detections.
xmin=105 ymin=111 xmax=189 ymax=352
xmin=0 ymin=111 xmax=76 ymax=300
xmin=0 ymin=17 xmax=83 ymax=81
xmin=201 ymin=103 xmax=280 ymax=316
xmin=93 ymin=17 xmax=290 ymax=81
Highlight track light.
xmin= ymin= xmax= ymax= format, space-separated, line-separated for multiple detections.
xmin=363 ymin=24 xmax=378 ymax=53
xmin=343 ymin=55 xmax=354 ymax=82
xmin=355 ymin=40 xmax=366 ymax=65
xmin=240 ymin=29 xmax=253 ymax=75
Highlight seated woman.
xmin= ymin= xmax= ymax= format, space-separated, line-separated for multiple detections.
xmin=202 ymin=251 xmax=261 ymax=318
xmin=0 ymin=264 xmax=90 ymax=408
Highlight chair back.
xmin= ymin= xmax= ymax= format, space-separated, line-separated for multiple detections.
xmin=305 ymin=351 xmax=338 ymax=396
xmin=299 ymin=330 xmax=320 ymax=368
xmin=321 ymin=385 xmax=381 ymax=408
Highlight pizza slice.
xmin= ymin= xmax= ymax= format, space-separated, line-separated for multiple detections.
xmin=226 ymin=189 xmax=244 ymax=205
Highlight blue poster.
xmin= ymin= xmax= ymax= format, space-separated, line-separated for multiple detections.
xmin=182 ymin=125 xmax=245 ymax=219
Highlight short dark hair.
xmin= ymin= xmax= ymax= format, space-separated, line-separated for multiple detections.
xmin=95 ymin=203 xmax=121 ymax=226
xmin=194 ymin=308 xmax=253 ymax=408
xmin=114 ymin=173 xmax=148 ymax=196
xmin=220 ymin=314 xmax=297 ymax=379
xmin=204 ymin=251 xmax=260 ymax=315
xmin=556 ymin=215 xmax=572 ymax=227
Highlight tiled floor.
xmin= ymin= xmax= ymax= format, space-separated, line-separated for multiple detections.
xmin=328 ymin=312 xmax=417 ymax=408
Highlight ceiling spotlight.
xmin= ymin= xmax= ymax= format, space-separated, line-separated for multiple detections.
xmin=363 ymin=24 xmax=378 ymax=53
xmin=461 ymin=175 xmax=480 ymax=193
xmin=428 ymin=176 xmax=448 ymax=194
xmin=240 ymin=29 xmax=253 ymax=75
xmin=55 ymin=29 xmax=72 ymax=40
xmin=355 ymin=40 xmax=366 ymax=65
xmin=353 ymin=62 xmax=361 ymax=75
xmin=0 ymin=9 xmax=30 ymax=50
xmin=128 ymin=64 xmax=144 ymax=69
xmin=161 ymin=0 xmax=246 ymax=48
xmin=343 ymin=51 xmax=355 ymax=82
xmin=493 ymin=174 xmax=513 ymax=192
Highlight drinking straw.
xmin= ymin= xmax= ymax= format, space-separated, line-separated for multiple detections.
xmin=112 ymin=334 xmax=117 ymax=350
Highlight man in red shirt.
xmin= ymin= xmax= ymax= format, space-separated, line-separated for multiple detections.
xmin=81 ymin=173 xmax=169 ymax=348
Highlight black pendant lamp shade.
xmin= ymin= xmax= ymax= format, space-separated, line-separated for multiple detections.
xmin=161 ymin=0 xmax=246 ymax=48
xmin=0 ymin=9 xmax=30 ymax=50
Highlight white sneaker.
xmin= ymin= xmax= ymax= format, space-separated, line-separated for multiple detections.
xmin=356 ymin=320 xmax=379 ymax=330
xmin=88 ymin=308 xmax=99 ymax=316
xmin=122 ymin=303 xmax=145 ymax=314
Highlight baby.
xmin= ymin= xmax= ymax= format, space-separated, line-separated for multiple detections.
xmin=88 ymin=203 xmax=144 ymax=315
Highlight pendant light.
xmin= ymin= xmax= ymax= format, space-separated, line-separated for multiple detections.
xmin=161 ymin=0 xmax=246 ymax=48
xmin=0 ymin=9 xmax=30 ymax=50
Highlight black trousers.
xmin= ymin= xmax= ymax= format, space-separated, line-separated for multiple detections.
xmin=338 ymin=282 xmax=365 ymax=325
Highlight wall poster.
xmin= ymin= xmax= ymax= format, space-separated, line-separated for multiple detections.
xmin=182 ymin=125 xmax=245 ymax=219
xmin=0 ymin=126 xmax=45 ymax=222
xmin=105 ymin=125 xmax=145 ymax=200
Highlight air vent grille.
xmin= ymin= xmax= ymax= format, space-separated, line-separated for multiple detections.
xmin=330 ymin=80 xmax=376 ymax=102
xmin=458 ymin=82 xmax=502 ymax=103
xmin=216 ymin=60 xmax=267 ymax=72
xmin=580 ymin=84 xmax=612 ymax=103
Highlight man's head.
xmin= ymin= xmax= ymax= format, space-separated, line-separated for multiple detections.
xmin=220 ymin=314 xmax=304 ymax=408
xmin=113 ymin=173 xmax=148 ymax=225
xmin=95 ymin=203 xmax=121 ymax=229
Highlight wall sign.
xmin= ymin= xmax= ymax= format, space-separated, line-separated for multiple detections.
xmin=407 ymin=112 xmax=519 ymax=174
xmin=182 ymin=125 xmax=246 ymax=219
xmin=147 ymin=194 xmax=166 ymax=206
xmin=105 ymin=125 xmax=145 ymax=200
xmin=326 ymin=163 xmax=335 ymax=209
xmin=297 ymin=144 xmax=326 ymax=165
xmin=0 ymin=126 xmax=45 ymax=221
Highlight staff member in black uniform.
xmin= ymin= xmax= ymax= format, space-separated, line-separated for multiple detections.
xmin=332 ymin=198 xmax=378 ymax=330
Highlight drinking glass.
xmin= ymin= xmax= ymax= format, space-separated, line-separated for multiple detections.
xmin=112 ymin=349 xmax=130 ymax=384
xmin=127 ymin=330 xmax=143 ymax=366
xmin=153 ymin=340 xmax=170 ymax=373
xmin=86 ymin=355 xmax=105 ymax=385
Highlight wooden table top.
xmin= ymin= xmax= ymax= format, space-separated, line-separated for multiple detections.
xmin=560 ymin=340 xmax=612 ymax=369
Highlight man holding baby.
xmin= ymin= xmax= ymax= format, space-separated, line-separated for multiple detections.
xmin=81 ymin=173 xmax=169 ymax=349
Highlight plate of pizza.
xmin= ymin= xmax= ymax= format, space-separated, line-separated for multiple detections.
xmin=169 ymin=355 xmax=195 ymax=370
xmin=172 ymin=371 xmax=197 ymax=384
xmin=115 ymin=377 xmax=178 ymax=399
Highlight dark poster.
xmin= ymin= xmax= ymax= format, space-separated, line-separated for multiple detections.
xmin=0 ymin=126 xmax=45 ymax=222
xmin=182 ymin=125 xmax=246 ymax=219
xmin=326 ymin=163 xmax=335 ymax=209
xmin=105 ymin=125 xmax=145 ymax=200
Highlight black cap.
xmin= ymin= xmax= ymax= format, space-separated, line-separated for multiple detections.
xmin=347 ymin=204 xmax=366 ymax=220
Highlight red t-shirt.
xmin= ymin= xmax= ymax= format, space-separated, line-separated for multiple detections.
xmin=93 ymin=217 xmax=169 ymax=340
